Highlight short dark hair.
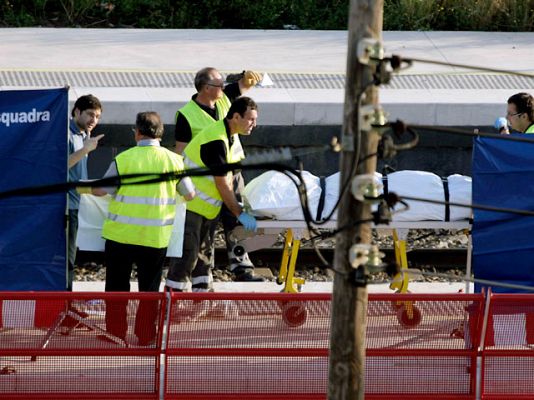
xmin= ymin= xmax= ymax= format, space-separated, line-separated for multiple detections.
xmin=226 ymin=96 xmax=258 ymax=119
xmin=135 ymin=111 xmax=164 ymax=139
xmin=508 ymin=92 xmax=534 ymax=122
xmin=71 ymin=94 xmax=102 ymax=117
xmin=194 ymin=67 xmax=218 ymax=92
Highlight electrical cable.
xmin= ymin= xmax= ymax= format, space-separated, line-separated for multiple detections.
xmin=397 ymin=194 xmax=534 ymax=218
xmin=372 ymin=55 xmax=534 ymax=80
xmin=399 ymin=270 xmax=534 ymax=292
xmin=411 ymin=124 xmax=534 ymax=144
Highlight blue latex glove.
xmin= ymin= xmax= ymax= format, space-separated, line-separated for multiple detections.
xmin=238 ymin=212 xmax=257 ymax=232
xmin=494 ymin=117 xmax=508 ymax=131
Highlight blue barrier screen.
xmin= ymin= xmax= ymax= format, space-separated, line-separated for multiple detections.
xmin=472 ymin=135 xmax=534 ymax=293
xmin=0 ymin=88 xmax=68 ymax=290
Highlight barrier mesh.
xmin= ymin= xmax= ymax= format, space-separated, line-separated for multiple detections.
xmin=167 ymin=295 xmax=330 ymax=350
xmin=0 ymin=356 xmax=157 ymax=395
xmin=481 ymin=295 xmax=534 ymax=398
xmin=9 ymin=292 xmax=529 ymax=399
xmin=365 ymin=295 xmax=480 ymax=398
xmin=165 ymin=293 xmax=481 ymax=399
xmin=165 ymin=293 xmax=328 ymax=398
xmin=483 ymin=357 xmax=534 ymax=396
xmin=166 ymin=356 xmax=328 ymax=395
xmin=367 ymin=297 xmax=480 ymax=350
xmin=0 ymin=293 xmax=163 ymax=399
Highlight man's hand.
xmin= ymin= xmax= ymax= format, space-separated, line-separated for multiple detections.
xmin=83 ymin=134 xmax=104 ymax=153
xmin=68 ymin=133 xmax=104 ymax=169
xmin=237 ymin=212 xmax=257 ymax=232
xmin=242 ymin=71 xmax=262 ymax=88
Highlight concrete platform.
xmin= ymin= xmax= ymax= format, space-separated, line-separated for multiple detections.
xmin=2 ymin=28 xmax=534 ymax=126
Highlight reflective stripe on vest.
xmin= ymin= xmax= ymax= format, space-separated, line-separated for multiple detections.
xmin=183 ymin=157 xmax=214 ymax=182
xmin=183 ymin=156 xmax=223 ymax=207
xmin=194 ymin=189 xmax=223 ymax=207
xmin=107 ymin=213 xmax=175 ymax=227
xmin=114 ymin=194 xmax=177 ymax=206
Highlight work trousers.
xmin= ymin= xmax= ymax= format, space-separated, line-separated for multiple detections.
xmin=67 ymin=209 xmax=78 ymax=291
xmin=104 ymin=239 xmax=166 ymax=343
xmin=166 ymin=210 xmax=217 ymax=291
xmin=221 ymin=171 xmax=254 ymax=272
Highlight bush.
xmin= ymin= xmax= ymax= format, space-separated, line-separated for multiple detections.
xmin=1 ymin=0 xmax=533 ymax=31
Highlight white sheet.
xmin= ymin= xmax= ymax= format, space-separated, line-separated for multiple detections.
xmin=77 ymin=194 xmax=186 ymax=257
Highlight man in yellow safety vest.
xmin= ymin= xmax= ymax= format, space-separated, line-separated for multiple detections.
xmin=166 ymin=96 xmax=258 ymax=292
xmin=80 ymin=111 xmax=195 ymax=346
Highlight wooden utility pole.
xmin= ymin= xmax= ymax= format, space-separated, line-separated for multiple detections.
xmin=327 ymin=1 xmax=383 ymax=399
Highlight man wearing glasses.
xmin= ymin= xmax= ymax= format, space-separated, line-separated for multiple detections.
xmin=173 ymin=67 xmax=265 ymax=287
xmin=507 ymin=92 xmax=534 ymax=134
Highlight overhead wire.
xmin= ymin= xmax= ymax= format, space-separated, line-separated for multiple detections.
xmin=371 ymin=55 xmax=534 ymax=80
xmin=399 ymin=270 xmax=534 ymax=293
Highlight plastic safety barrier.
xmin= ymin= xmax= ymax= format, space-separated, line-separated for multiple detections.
xmin=1 ymin=291 xmax=533 ymax=399
xmin=480 ymin=294 xmax=534 ymax=400
xmin=0 ymin=292 xmax=165 ymax=400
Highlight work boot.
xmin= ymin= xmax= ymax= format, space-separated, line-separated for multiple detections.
xmin=233 ymin=268 xmax=266 ymax=282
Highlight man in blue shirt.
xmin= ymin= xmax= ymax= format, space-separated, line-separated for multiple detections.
xmin=67 ymin=94 xmax=104 ymax=290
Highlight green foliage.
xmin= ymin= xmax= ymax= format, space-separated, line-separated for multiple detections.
xmin=383 ymin=0 xmax=534 ymax=31
xmin=1 ymin=0 xmax=533 ymax=31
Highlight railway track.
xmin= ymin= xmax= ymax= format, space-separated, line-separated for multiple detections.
xmin=222 ymin=248 xmax=469 ymax=270
xmin=77 ymin=247 xmax=468 ymax=274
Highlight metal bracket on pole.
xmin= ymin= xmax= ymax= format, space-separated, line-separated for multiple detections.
xmin=351 ymin=174 xmax=382 ymax=202
xmin=360 ymin=105 xmax=387 ymax=132
xmin=349 ymin=243 xmax=386 ymax=286
xmin=357 ymin=38 xmax=384 ymax=65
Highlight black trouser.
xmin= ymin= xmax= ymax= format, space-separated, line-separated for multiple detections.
xmin=166 ymin=210 xmax=217 ymax=291
xmin=104 ymin=239 xmax=166 ymax=342
xmin=67 ymin=209 xmax=78 ymax=291
xmin=220 ymin=171 xmax=254 ymax=272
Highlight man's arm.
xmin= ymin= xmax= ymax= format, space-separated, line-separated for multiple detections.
xmin=77 ymin=161 xmax=116 ymax=197
xmin=68 ymin=134 xmax=104 ymax=168
xmin=214 ymin=175 xmax=241 ymax=217
xmin=175 ymin=141 xmax=188 ymax=155
xmin=178 ymin=177 xmax=195 ymax=201
xmin=174 ymin=113 xmax=192 ymax=155
xmin=200 ymin=140 xmax=239 ymax=215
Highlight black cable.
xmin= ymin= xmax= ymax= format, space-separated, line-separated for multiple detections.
xmin=0 ymin=159 xmax=328 ymax=236
xmin=406 ymin=270 xmax=534 ymax=292
xmin=411 ymin=124 xmax=534 ymax=144
xmin=373 ymin=55 xmax=534 ymax=80
xmin=397 ymin=194 xmax=534 ymax=218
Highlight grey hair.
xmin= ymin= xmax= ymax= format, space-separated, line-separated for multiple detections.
xmin=194 ymin=67 xmax=218 ymax=92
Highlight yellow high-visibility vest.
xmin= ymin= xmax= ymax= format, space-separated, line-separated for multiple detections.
xmin=176 ymin=94 xmax=231 ymax=139
xmin=102 ymin=145 xmax=185 ymax=248
xmin=176 ymin=94 xmax=245 ymax=159
xmin=183 ymin=120 xmax=244 ymax=219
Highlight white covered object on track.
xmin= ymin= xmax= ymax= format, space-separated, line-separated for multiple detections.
xmin=244 ymin=169 xmax=471 ymax=222
xmin=387 ymin=170 xmax=445 ymax=221
xmin=242 ymin=170 xmax=321 ymax=220
xmin=448 ymin=174 xmax=472 ymax=221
